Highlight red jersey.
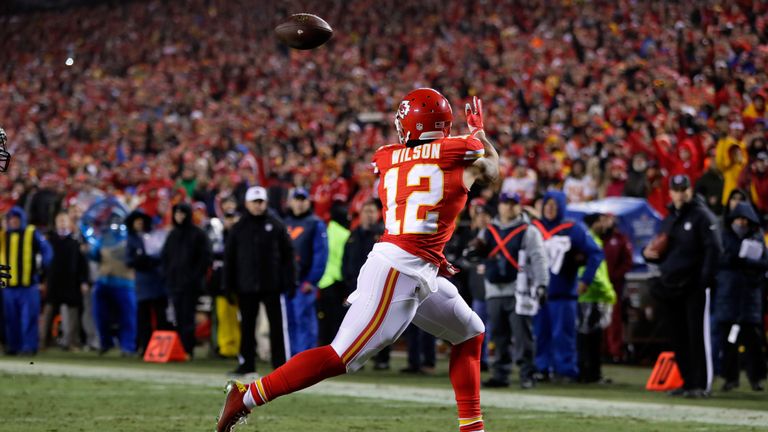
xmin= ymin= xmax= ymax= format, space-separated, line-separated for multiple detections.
xmin=372 ymin=135 xmax=485 ymax=266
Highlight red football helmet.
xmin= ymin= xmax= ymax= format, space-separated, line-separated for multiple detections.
xmin=395 ymin=88 xmax=453 ymax=144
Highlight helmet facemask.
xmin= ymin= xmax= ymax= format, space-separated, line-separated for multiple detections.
xmin=395 ymin=116 xmax=410 ymax=145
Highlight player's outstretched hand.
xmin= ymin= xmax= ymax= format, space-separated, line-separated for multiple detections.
xmin=465 ymin=96 xmax=484 ymax=133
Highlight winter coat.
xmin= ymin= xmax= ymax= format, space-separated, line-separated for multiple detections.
xmin=284 ymin=210 xmax=328 ymax=287
xmin=653 ymin=137 xmax=703 ymax=184
xmin=160 ymin=203 xmax=212 ymax=295
xmin=715 ymin=136 xmax=748 ymax=205
xmin=715 ymin=202 xmax=768 ymax=323
xmin=738 ymin=165 xmax=768 ymax=216
xmin=224 ymin=211 xmax=295 ymax=295
xmin=318 ymin=220 xmax=351 ymax=289
xmin=648 ymin=196 xmax=721 ymax=298
xmin=126 ymin=210 xmax=167 ymax=301
xmin=342 ymin=223 xmax=383 ymax=293
xmin=478 ymin=213 xmax=549 ymax=298
xmin=1 ymin=206 xmax=53 ymax=288
xmin=694 ymin=167 xmax=725 ymax=215
xmin=534 ymin=191 xmax=603 ymax=300
xmin=624 ymin=169 xmax=648 ymax=198
xmin=46 ymin=232 xmax=88 ymax=306
xmin=600 ymin=227 xmax=633 ymax=295
xmin=578 ymin=232 xmax=616 ymax=304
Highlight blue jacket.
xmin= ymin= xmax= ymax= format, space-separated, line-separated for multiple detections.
xmin=125 ymin=210 xmax=167 ymax=301
xmin=715 ymin=202 xmax=768 ymax=323
xmin=284 ymin=211 xmax=328 ymax=286
xmin=535 ymin=191 xmax=603 ymax=299
xmin=2 ymin=207 xmax=53 ymax=287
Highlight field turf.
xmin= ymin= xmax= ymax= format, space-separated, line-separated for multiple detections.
xmin=1 ymin=349 xmax=766 ymax=432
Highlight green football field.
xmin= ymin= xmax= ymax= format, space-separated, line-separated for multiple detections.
xmin=1 ymin=350 xmax=767 ymax=432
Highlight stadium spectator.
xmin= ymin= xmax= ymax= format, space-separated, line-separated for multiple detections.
xmin=125 ymin=209 xmax=171 ymax=356
xmin=645 ymin=161 xmax=671 ymax=217
xmin=598 ymin=214 xmax=634 ymax=363
xmin=738 ymin=152 xmax=768 ymax=215
xmin=89 ymin=211 xmax=137 ymax=356
xmin=577 ymin=214 xmax=616 ymax=383
xmin=284 ymin=187 xmax=328 ymax=355
xmin=25 ymin=175 xmax=64 ymax=231
xmin=3 ymin=0 xmax=768 ymax=232
xmin=66 ymin=200 xmax=100 ymax=351
xmin=161 ymin=203 xmax=212 ymax=358
xmin=533 ymin=191 xmax=603 ymax=382
xmin=342 ymin=199 xmax=387 ymax=369
xmin=724 ymin=188 xmax=750 ymax=220
xmin=644 ymin=174 xmax=721 ymax=398
xmin=695 ymin=160 xmax=725 ymax=215
xmin=456 ymin=198 xmax=494 ymax=372
xmin=715 ymin=202 xmax=767 ymax=392
xmin=40 ymin=212 xmax=88 ymax=351
xmin=501 ymin=159 xmax=537 ymax=205
xmin=224 ymin=186 xmax=295 ymax=375
xmin=623 ymin=154 xmax=650 ymax=199
xmin=316 ymin=205 xmax=351 ymax=346
xmin=563 ymin=159 xmax=596 ymax=203
xmin=208 ymin=196 xmax=241 ymax=358
xmin=478 ymin=192 xmax=548 ymax=389
xmin=602 ymin=159 xmax=628 ymax=198
xmin=742 ymin=93 xmax=767 ymax=130
xmin=715 ymin=127 xmax=749 ymax=207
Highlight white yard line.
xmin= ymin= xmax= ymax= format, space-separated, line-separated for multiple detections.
xmin=1 ymin=360 xmax=767 ymax=427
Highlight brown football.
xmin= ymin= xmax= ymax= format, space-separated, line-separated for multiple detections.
xmin=644 ymin=232 xmax=669 ymax=258
xmin=275 ymin=13 xmax=333 ymax=50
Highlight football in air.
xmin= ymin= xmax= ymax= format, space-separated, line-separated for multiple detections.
xmin=274 ymin=13 xmax=333 ymax=50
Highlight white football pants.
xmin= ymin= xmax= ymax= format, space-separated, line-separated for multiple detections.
xmin=331 ymin=249 xmax=485 ymax=371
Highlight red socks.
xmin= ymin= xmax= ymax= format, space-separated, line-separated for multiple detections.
xmin=450 ymin=333 xmax=484 ymax=432
xmin=248 ymin=345 xmax=347 ymax=406
xmin=247 ymin=336 xmax=484 ymax=432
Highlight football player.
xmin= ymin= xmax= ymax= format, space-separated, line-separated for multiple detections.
xmin=217 ymin=89 xmax=499 ymax=432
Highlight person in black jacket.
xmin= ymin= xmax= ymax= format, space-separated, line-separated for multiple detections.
xmin=644 ymin=174 xmax=722 ymax=398
xmin=126 ymin=210 xmax=171 ymax=356
xmin=225 ymin=186 xmax=295 ymax=375
xmin=161 ymin=203 xmax=212 ymax=358
xmin=342 ymin=199 xmax=386 ymax=369
xmin=40 ymin=212 xmax=89 ymax=351
xmin=715 ymin=202 xmax=767 ymax=392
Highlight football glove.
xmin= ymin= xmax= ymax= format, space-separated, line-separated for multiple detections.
xmin=438 ymin=259 xmax=460 ymax=278
xmin=464 ymin=96 xmax=484 ymax=133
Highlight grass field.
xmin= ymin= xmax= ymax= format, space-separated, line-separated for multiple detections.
xmin=1 ymin=349 xmax=767 ymax=432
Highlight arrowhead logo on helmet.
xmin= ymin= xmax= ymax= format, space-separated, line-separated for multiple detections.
xmin=394 ymin=88 xmax=453 ymax=145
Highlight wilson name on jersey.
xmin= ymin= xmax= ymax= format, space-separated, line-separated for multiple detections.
xmin=372 ymin=135 xmax=484 ymax=266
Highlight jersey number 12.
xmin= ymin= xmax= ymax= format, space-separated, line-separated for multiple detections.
xmin=383 ymin=164 xmax=444 ymax=235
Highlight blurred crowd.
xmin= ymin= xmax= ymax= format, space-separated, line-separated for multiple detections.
xmin=0 ymin=0 xmax=767 ymax=391
xmin=1 ymin=0 xmax=768 ymax=227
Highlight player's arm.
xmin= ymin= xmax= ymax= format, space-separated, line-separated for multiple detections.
xmin=462 ymin=97 xmax=500 ymax=187
xmin=471 ymin=129 xmax=500 ymax=184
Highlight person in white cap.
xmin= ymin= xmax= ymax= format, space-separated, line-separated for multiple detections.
xmin=224 ymin=186 xmax=296 ymax=376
